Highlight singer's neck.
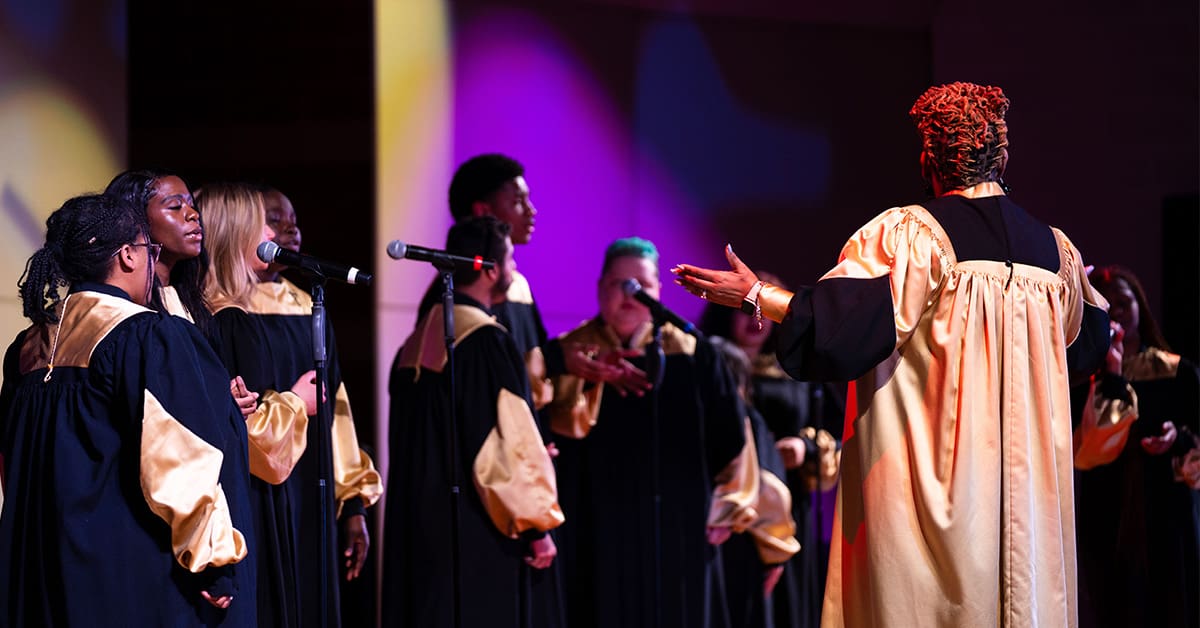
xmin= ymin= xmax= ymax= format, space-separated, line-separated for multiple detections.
xmin=155 ymin=259 xmax=173 ymax=287
xmin=256 ymin=268 xmax=280 ymax=283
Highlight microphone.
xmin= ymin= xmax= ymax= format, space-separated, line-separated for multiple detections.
xmin=622 ymin=278 xmax=703 ymax=338
xmin=256 ymin=241 xmax=372 ymax=286
xmin=386 ymin=240 xmax=495 ymax=270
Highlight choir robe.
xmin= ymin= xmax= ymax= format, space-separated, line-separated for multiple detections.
xmin=0 ymin=283 xmax=256 ymax=627
xmin=418 ymin=269 xmax=566 ymax=627
xmin=419 ymin=270 xmax=560 ymax=409
xmin=547 ymin=319 xmax=747 ymax=628
xmin=719 ymin=405 xmax=802 ymax=628
xmin=758 ymin=196 xmax=1111 ymax=627
xmin=382 ymin=293 xmax=564 ymax=628
xmin=1075 ymin=347 xmax=1200 ymax=628
xmin=209 ymin=278 xmax=382 ymax=628
xmin=751 ymin=360 xmax=844 ymax=628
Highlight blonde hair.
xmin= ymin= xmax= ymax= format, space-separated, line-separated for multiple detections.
xmin=196 ymin=182 xmax=265 ymax=309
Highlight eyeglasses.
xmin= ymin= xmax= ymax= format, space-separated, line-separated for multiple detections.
xmin=114 ymin=242 xmax=163 ymax=262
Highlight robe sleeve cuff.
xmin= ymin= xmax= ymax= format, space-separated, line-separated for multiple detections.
xmin=330 ymin=383 xmax=384 ymax=519
xmin=747 ymin=470 xmax=801 ymax=565
xmin=141 ymin=390 xmax=248 ymax=572
xmin=758 ymin=283 xmax=794 ymax=324
xmin=245 ymin=389 xmax=309 ymax=485
xmin=1073 ymin=376 xmax=1138 ymax=470
xmin=707 ymin=418 xmax=760 ymax=532
xmin=474 ymin=388 xmax=565 ymax=538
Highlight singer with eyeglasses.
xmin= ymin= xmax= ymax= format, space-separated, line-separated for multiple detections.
xmin=544 ymin=236 xmax=747 ymax=628
xmin=199 ymin=182 xmax=382 ymax=628
xmin=0 ymin=194 xmax=257 ymax=625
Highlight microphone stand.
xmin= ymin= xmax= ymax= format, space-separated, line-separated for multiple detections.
xmin=435 ymin=264 xmax=464 ymax=628
xmin=644 ymin=319 xmax=666 ymax=628
xmin=310 ymin=278 xmax=332 ymax=628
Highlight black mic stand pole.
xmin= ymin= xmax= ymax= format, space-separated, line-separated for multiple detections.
xmin=310 ymin=278 xmax=332 ymax=628
xmin=644 ymin=318 xmax=666 ymax=628
xmin=436 ymin=263 xmax=464 ymax=628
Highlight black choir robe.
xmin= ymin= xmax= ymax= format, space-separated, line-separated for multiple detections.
xmin=750 ymin=362 xmax=844 ymax=628
xmin=1075 ymin=347 xmax=1200 ymax=628
xmin=719 ymin=403 xmax=802 ymax=628
xmin=382 ymin=292 xmax=564 ymax=628
xmin=547 ymin=319 xmax=746 ymax=628
xmin=208 ymin=279 xmax=382 ymax=628
xmin=0 ymin=283 xmax=256 ymax=627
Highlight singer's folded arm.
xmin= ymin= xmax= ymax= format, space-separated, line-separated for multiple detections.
xmin=773 ymin=207 xmax=944 ymax=382
xmin=209 ymin=305 xmax=309 ymax=484
xmin=118 ymin=317 xmax=249 ymax=580
xmin=330 ymin=382 xmax=383 ymax=518
xmin=707 ymin=418 xmax=761 ymax=532
xmin=463 ymin=326 xmax=564 ymax=538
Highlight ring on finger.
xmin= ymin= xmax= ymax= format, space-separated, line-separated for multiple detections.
xmin=701 ymin=289 xmax=708 ymax=300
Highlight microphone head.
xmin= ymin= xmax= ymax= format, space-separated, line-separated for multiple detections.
xmin=621 ymin=278 xmax=643 ymax=296
xmin=386 ymin=240 xmax=407 ymax=260
xmin=257 ymin=241 xmax=280 ymax=264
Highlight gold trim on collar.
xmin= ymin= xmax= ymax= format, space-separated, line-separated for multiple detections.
xmin=20 ymin=290 xmax=150 ymax=375
xmin=505 ymin=270 xmax=534 ymax=305
xmin=395 ymin=303 xmax=505 ymax=380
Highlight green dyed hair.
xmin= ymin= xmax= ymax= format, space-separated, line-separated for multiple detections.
xmin=602 ymin=237 xmax=658 ymax=276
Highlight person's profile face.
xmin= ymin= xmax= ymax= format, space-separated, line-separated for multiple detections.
xmin=491 ymin=237 xmax=516 ymax=301
xmin=250 ymin=221 xmax=277 ymax=274
xmin=146 ymin=176 xmax=201 ymax=264
xmin=1100 ymin=279 xmax=1139 ymax=335
xmin=597 ymin=255 xmax=658 ymax=341
xmin=264 ymin=190 xmax=301 ymax=253
xmin=484 ymin=176 xmax=536 ymax=245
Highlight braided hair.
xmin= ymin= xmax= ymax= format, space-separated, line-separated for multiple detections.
xmin=105 ymin=169 xmax=213 ymax=332
xmin=909 ymin=82 xmax=1010 ymax=191
xmin=18 ymin=194 xmax=148 ymax=325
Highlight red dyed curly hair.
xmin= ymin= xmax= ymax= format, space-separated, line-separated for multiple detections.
xmin=909 ymin=82 xmax=1010 ymax=191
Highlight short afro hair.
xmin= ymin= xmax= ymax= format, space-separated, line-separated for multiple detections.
xmin=448 ymin=154 xmax=525 ymax=221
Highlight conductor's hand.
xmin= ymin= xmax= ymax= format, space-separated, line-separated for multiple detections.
xmin=342 ymin=513 xmax=369 ymax=581
xmin=200 ymin=591 xmax=232 ymax=609
xmin=230 ymin=376 xmax=259 ymax=417
xmin=290 ymin=370 xmax=324 ymax=416
xmin=1141 ymin=421 xmax=1178 ymax=455
xmin=526 ymin=535 xmax=557 ymax=570
xmin=671 ymin=244 xmax=759 ymax=308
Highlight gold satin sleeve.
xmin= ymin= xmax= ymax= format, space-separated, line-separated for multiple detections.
xmin=525 ymin=346 xmax=554 ymax=411
xmin=331 ymin=383 xmax=383 ymax=518
xmin=548 ymin=373 xmax=604 ymax=439
xmin=748 ymin=469 xmax=801 ymax=565
xmin=708 ymin=418 xmax=760 ymax=532
xmin=245 ymin=390 xmax=309 ymax=484
xmin=474 ymin=388 xmax=565 ymax=538
xmin=1073 ymin=377 xmax=1139 ymax=470
xmin=799 ymin=427 xmax=841 ymax=491
xmin=758 ymin=283 xmax=794 ymax=325
xmin=140 ymin=390 xmax=248 ymax=571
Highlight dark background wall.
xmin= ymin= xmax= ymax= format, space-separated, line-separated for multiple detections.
xmin=124 ymin=1 xmax=1197 ymax=625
